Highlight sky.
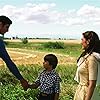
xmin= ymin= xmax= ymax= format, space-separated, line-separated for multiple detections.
xmin=0 ymin=0 xmax=100 ymax=39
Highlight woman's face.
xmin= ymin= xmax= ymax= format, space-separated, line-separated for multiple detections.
xmin=81 ymin=36 xmax=89 ymax=49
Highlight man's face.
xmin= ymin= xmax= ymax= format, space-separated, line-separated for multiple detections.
xmin=0 ymin=22 xmax=10 ymax=35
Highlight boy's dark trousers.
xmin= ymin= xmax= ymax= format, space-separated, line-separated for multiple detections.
xmin=38 ymin=93 xmax=55 ymax=100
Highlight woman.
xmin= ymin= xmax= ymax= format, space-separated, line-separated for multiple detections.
xmin=74 ymin=31 xmax=100 ymax=100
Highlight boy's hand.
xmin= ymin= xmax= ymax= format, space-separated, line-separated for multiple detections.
xmin=28 ymin=84 xmax=33 ymax=89
xmin=28 ymin=83 xmax=39 ymax=89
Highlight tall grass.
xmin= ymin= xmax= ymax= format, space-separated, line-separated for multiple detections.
xmin=0 ymin=64 xmax=77 ymax=100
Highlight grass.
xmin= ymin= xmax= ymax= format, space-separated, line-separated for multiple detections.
xmin=0 ymin=64 xmax=77 ymax=100
xmin=5 ymin=41 xmax=82 ymax=57
xmin=1 ymin=41 xmax=99 ymax=100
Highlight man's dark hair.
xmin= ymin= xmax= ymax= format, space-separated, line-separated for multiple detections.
xmin=0 ymin=15 xmax=12 ymax=25
xmin=44 ymin=54 xmax=58 ymax=69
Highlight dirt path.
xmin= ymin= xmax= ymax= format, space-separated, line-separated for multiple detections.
xmin=0 ymin=48 xmax=76 ymax=67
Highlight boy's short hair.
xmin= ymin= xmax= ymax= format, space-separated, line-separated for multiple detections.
xmin=44 ymin=54 xmax=58 ymax=69
xmin=0 ymin=15 xmax=12 ymax=25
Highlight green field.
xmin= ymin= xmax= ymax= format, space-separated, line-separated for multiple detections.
xmin=0 ymin=40 xmax=86 ymax=100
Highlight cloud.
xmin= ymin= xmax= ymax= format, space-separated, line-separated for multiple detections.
xmin=0 ymin=5 xmax=16 ymax=17
xmin=0 ymin=3 xmax=100 ymax=25
xmin=77 ymin=4 xmax=100 ymax=17
xmin=77 ymin=4 xmax=100 ymax=24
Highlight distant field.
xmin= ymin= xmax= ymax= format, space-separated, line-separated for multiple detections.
xmin=0 ymin=48 xmax=76 ymax=67
xmin=0 ymin=39 xmax=80 ymax=67
xmin=5 ymin=39 xmax=81 ymax=44
xmin=0 ymin=39 xmax=80 ymax=66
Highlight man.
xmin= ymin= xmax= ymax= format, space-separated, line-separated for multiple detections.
xmin=0 ymin=15 xmax=28 ymax=90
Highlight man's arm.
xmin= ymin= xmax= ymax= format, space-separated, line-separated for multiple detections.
xmin=0 ymin=40 xmax=28 ymax=90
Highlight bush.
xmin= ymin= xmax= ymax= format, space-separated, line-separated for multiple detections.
xmin=43 ymin=42 xmax=64 ymax=49
xmin=21 ymin=38 xmax=28 ymax=44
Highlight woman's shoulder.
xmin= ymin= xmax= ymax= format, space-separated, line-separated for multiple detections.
xmin=87 ymin=52 xmax=99 ymax=62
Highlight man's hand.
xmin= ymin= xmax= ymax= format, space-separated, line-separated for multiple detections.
xmin=20 ymin=79 xmax=29 ymax=91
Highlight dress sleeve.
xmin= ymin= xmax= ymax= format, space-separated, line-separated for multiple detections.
xmin=88 ymin=55 xmax=98 ymax=80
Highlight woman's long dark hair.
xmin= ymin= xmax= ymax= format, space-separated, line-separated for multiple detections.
xmin=77 ymin=31 xmax=100 ymax=62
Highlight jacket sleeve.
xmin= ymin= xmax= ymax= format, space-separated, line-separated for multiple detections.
xmin=0 ymin=39 xmax=23 ymax=80
xmin=88 ymin=55 xmax=98 ymax=81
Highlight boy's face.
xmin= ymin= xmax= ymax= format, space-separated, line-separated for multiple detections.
xmin=43 ymin=60 xmax=52 ymax=70
xmin=0 ymin=22 xmax=10 ymax=35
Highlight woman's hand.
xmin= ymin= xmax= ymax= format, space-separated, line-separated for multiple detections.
xmin=85 ymin=80 xmax=96 ymax=100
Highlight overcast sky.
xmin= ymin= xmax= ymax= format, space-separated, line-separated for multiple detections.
xmin=0 ymin=0 xmax=100 ymax=39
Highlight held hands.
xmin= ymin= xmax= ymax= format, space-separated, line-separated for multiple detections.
xmin=28 ymin=83 xmax=40 ymax=89
xmin=20 ymin=78 xmax=29 ymax=91
xmin=20 ymin=79 xmax=39 ymax=91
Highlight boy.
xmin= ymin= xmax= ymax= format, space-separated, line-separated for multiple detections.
xmin=29 ymin=54 xmax=61 ymax=100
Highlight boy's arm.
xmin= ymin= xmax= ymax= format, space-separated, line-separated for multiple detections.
xmin=54 ymin=93 xmax=59 ymax=100
xmin=29 ymin=82 xmax=40 ymax=89
xmin=29 ymin=71 xmax=42 ymax=89
xmin=54 ymin=74 xmax=61 ymax=100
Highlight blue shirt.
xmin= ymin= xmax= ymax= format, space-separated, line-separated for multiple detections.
xmin=0 ymin=35 xmax=23 ymax=80
xmin=35 ymin=69 xmax=61 ymax=94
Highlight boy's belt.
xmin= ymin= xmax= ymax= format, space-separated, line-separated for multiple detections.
xmin=40 ymin=92 xmax=54 ymax=97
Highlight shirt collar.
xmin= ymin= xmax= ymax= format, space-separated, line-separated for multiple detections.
xmin=44 ymin=69 xmax=55 ymax=74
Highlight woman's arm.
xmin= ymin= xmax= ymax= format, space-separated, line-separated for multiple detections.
xmin=85 ymin=80 xmax=96 ymax=100
xmin=86 ymin=55 xmax=98 ymax=100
